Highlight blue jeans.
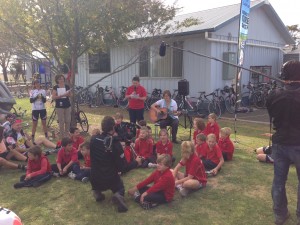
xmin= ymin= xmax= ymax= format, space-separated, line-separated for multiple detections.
xmin=271 ymin=144 xmax=300 ymax=219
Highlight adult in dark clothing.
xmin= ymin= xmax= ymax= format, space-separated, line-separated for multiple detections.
xmin=266 ymin=60 xmax=300 ymax=225
xmin=90 ymin=116 xmax=141 ymax=212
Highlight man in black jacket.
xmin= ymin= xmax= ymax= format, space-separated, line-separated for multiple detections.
xmin=90 ymin=116 xmax=141 ymax=213
xmin=266 ymin=60 xmax=300 ymax=225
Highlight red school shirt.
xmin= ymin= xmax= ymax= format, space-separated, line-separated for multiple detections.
xmin=205 ymin=144 xmax=222 ymax=165
xmin=193 ymin=129 xmax=204 ymax=144
xmin=126 ymin=85 xmax=147 ymax=109
xmin=218 ymin=136 xmax=234 ymax=160
xmin=136 ymin=168 xmax=175 ymax=202
xmin=179 ymin=153 xmax=207 ymax=185
xmin=134 ymin=138 xmax=153 ymax=159
xmin=26 ymin=155 xmax=52 ymax=177
xmin=72 ymin=136 xmax=85 ymax=151
xmin=196 ymin=142 xmax=208 ymax=159
xmin=56 ymin=147 xmax=79 ymax=165
xmin=204 ymin=122 xmax=220 ymax=141
xmin=83 ymin=154 xmax=91 ymax=167
xmin=155 ymin=140 xmax=173 ymax=157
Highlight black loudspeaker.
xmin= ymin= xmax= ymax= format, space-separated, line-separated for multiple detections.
xmin=178 ymin=79 xmax=189 ymax=96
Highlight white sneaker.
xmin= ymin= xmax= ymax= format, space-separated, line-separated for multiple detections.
xmin=148 ymin=163 xmax=157 ymax=168
xmin=68 ymin=172 xmax=76 ymax=180
xmin=179 ymin=187 xmax=189 ymax=197
xmin=81 ymin=177 xmax=89 ymax=183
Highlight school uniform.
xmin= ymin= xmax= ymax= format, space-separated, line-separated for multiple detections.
xmin=196 ymin=142 xmax=208 ymax=159
xmin=51 ymin=147 xmax=80 ymax=175
xmin=75 ymin=154 xmax=91 ymax=181
xmin=179 ymin=153 xmax=207 ymax=186
xmin=218 ymin=136 xmax=234 ymax=161
xmin=204 ymin=122 xmax=220 ymax=141
xmin=193 ymin=130 xmax=204 ymax=144
xmin=202 ymin=144 xmax=223 ymax=171
xmin=134 ymin=138 xmax=155 ymax=168
xmin=136 ymin=168 xmax=175 ymax=203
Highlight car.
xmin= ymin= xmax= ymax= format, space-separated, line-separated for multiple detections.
xmin=0 ymin=81 xmax=16 ymax=114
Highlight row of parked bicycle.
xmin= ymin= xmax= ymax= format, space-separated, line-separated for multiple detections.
xmin=74 ymin=80 xmax=281 ymax=118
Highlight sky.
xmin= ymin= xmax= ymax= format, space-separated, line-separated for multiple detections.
xmin=164 ymin=0 xmax=299 ymax=26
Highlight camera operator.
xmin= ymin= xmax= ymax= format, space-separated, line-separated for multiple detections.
xmin=90 ymin=116 xmax=141 ymax=213
xmin=266 ymin=60 xmax=300 ymax=225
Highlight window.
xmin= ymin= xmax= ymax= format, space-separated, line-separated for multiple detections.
xmin=250 ymin=66 xmax=271 ymax=84
xmin=89 ymin=51 xmax=111 ymax=73
xmin=139 ymin=41 xmax=183 ymax=78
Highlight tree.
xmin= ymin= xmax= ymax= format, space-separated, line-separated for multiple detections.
xmin=0 ymin=0 xmax=197 ymax=125
xmin=287 ymin=24 xmax=300 ymax=49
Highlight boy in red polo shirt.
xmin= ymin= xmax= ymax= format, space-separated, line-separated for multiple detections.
xmin=69 ymin=127 xmax=84 ymax=159
xmin=14 ymin=146 xmax=52 ymax=188
xmin=204 ymin=113 xmax=220 ymax=141
xmin=172 ymin=141 xmax=207 ymax=197
xmin=192 ymin=117 xmax=206 ymax=144
xmin=51 ymin=137 xmax=80 ymax=177
xmin=128 ymin=154 xmax=175 ymax=209
xmin=134 ymin=127 xmax=154 ymax=168
xmin=203 ymin=134 xmax=224 ymax=175
xmin=195 ymin=133 xmax=208 ymax=160
xmin=68 ymin=140 xmax=90 ymax=183
xmin=218 ymin=127 xmax=235 ymax=161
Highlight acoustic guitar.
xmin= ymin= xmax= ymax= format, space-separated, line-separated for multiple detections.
xmin=149 ymin=107 xmax=168 ymax=123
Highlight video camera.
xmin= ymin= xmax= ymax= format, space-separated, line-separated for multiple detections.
xmin=114 ymin=122 xmax=140 ymax=144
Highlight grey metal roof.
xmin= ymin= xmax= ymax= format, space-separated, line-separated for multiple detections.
xmin=168 ymin=0 xmax=294 ymax=44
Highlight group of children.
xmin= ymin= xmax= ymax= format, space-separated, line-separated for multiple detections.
xmin=1 ymin=110 xmax=236 ymax=211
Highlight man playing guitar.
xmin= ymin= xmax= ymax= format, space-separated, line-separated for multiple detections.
xmin=150 ymin=90 xmax=181 ymax=144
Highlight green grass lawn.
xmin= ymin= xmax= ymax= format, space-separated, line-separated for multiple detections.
xmin=0 ymin=98 xmax=298 ymax=225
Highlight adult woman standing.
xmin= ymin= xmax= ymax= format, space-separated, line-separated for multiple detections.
xmin=52 ymin=74 xmax=72 ymax=139
xmin=151 ymin=90 xmax=180 ymax=144
xmin=30 ymin=79 xmax=48 ymax=141
xmin=125 ymin=76 xmax=147 ymax=124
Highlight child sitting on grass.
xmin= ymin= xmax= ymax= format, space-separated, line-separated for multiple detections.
xmin=153 ymin=129 xmax=175 ymax=165
xmin=204 ymin=113 xmax=220 ymax=141
xmin=202 ymin=134 xmax=224 ymax=175
xmin=172 ymin=141 xmax=207 ymax=197
xmin=218 ymin=127 xmax=235 ymax=161
xmin=192 ymin=117 xmax=206 ymax=145
xmin=134 ymin=127 xmax=155 ymax=168
xmin=195 ymin=133 xmax=207 ymax=160
xmin=128 ymin=154 xmax=175 ymax=209
xmin=69 ymin=127 xmax=85 ymax=159
xmin=68 ymin=140 xmax=91 ymax=183
xmin=51 ymin=137 xmax=80 ymax=177
xmin=136 ymin=120 xmax=147 ymax=139
xmin=255 ymin=146 xmax=273 ymax=163
xmin=14 ymin=146 xmax=52 ymax=188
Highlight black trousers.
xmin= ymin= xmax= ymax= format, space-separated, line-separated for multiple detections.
xmin=16 ymin=173 xmax=52 ymax=187
xmin=159 ymin=117 xmax=179 ymax=142
xmin=92 ymin=175 xmax=125 ymax=196
xmin=135 ymin=186 xmax=167 ymax=204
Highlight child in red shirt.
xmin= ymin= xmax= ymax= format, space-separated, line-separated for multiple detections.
xmin=136 ymin=120 xmax=147 ymax=139
xmin=218 ymin=127 xmax=235 ymax=161
xmin=153 ymin=129 xmax=175 ymax=166
xmin=202 ymin=134 xmax=224 ymax=175
xmin=195 ymin=133 xmax=208 ymax=160
xmin=192 ymin=117 xmax=206 ymax=145
xmin=204 ymin=113 xmax=220 ymax=141
xmin=134 ymin=127 xmax=154 ymax=168
xmin=51 ymin=137 xmax=80 ymax=177
xmin=128 ymin=154 xmax=175 ymax=209
xmin=14 ymin=146 xmax=52 ymax=188
xmin=68 ymin=140 xmax=91 ymax=183
xmin=172 ymin=141 xmax=207 ymax=197
xmin=70 ymin=127 xmax=85 ymax=159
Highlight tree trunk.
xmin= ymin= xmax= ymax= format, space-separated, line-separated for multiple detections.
xmin=2 ymin=66 xmax=8 ymax=82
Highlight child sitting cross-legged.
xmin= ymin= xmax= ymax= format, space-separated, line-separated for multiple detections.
xmin=134 ymin=127 xmax=155 ymax=168
xmin=195 ymin=133 xmax=208 ymax=160
xmin=14 ymin=146 xmax=52 ymax=188
xmin=68 ymin=140 xmax=91 ymax=183
xmin=192 ymin=117 xmax=206 ymax=145
xmin=202 ymin=134 xmax=224 ymax=176
xmin=204 ymin=113 xmax=220 ymax=141
xmin=128 ymin=154 xmax=175 ymax=210
xmin=218 ymin=127 xmax=235 ymax=161
xmin=172 ymin=141 xmax=207 ymax=197
xmin=51 ymin=137 xmax=80 ymax=177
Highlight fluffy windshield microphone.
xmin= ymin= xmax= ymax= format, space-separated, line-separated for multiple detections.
xmin=159 ymin=42 xmax=167 ymax=57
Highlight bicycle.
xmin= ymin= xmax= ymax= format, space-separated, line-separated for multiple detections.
xmin=47 ymin=102 xmax=89 ymax=132
xmin=187 ymin=92 xmax=211 ymax=117
xmin=145 ymin=88 xmax=162 ymax=110
xmin=224 ymin=84 xmax=236 ymax=114
xmin=241 ymin=82 xmax=264 ymax=108
xmin=10 ymin=106 xmax=27 ymax=118
xmin=90 ymin=84 xmax=104 ymax=107
xmin=102 ymin=86 xmax=118 ymax=107
xmin=117 ymin=86 xmax=129 ymax=109
xmin=206 ymin=90 xmax=222 ymax=118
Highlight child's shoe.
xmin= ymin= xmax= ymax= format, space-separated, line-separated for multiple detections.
xmin=148 ymin=163 xmax=157 ymax=168
xmin=81 ymin=177 xmax=89 ymax=183
xmin=133 ymin=191 xmax=141 ymax=202
xmin=14 ymin=182 xmax=25 ymax=189
xmin=140 ymin=201 xmax=158 ymax=210
xmin=68 ymin=172 xmax=76 ymax=179
xmin=179 ymin=187 xmax=189 ymax=197
xmin=52 ymin=172 xmax=60 ymax=177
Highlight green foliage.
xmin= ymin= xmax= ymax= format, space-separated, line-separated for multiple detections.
xmin=0 ymin=98 xmax=298 ymax=225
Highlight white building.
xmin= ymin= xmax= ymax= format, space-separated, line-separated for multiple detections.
xmin=76 ymin=0 xmax=294 ymax=97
